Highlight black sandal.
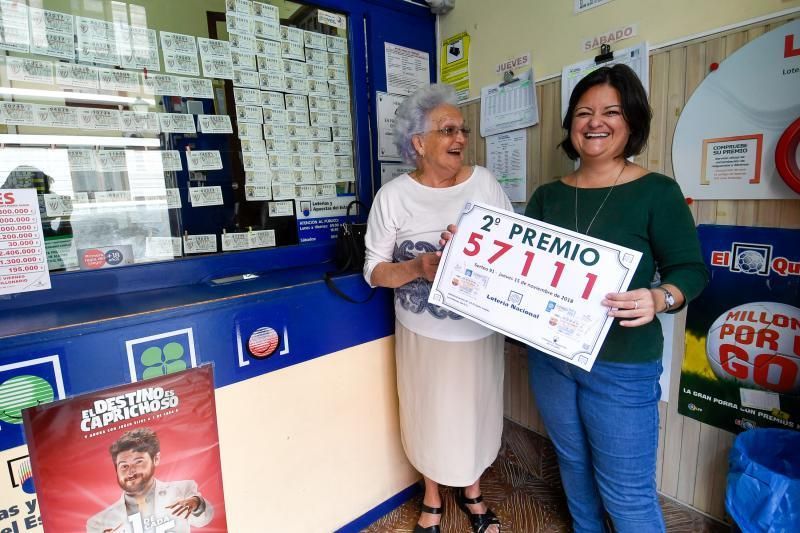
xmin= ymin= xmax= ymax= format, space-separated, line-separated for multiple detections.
xmin=456 ymin=489 xmax=500 ymax=533
xmin=413 ymin=502 xmax=442 ymax=533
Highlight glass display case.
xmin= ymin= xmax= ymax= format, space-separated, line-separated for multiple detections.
xmin=0 ymin=0 xmax=356 ymax=276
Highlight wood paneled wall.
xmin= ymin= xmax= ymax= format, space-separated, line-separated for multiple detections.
xmin=482 ymin=15 xmax=800 ymax=521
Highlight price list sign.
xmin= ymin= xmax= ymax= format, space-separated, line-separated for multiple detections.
xmin=429 ymin=202 xmax=641 ymax=371
xmin=0 ymin=189 xmax=51 ymax=295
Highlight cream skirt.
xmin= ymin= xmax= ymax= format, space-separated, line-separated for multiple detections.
xmin=395 ymin=320 xmax=505 ymax=486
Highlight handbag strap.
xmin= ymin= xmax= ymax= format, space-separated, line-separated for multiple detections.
xmin=324 ymin=271 xmax=377 ymax=303
xmin=346 ymin=200 xmax=367 ymax=223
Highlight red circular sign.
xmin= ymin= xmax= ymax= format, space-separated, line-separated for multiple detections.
xmin=775 ymin=116 xmax=800 ymax=195
xmin=82 ymin=249 xmax=106 ymax=269
xmin=247 ymin=327 xmax=279 ymax=359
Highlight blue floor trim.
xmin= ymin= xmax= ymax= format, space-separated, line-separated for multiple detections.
xmin=335 ymin=481 xmax=421 ymax=533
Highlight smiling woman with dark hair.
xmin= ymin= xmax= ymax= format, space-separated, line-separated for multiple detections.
xmin=523 ymin=64 xmax=708 ymax=533
xmin=364 ymin=84 xmax=510 ymax=533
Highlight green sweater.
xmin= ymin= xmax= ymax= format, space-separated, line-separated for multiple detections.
xmin=525 ymin=172 xmax=708 ymax=363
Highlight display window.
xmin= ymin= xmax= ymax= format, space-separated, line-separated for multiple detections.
xmin=0 ymin=0 xmax=354 ymax=274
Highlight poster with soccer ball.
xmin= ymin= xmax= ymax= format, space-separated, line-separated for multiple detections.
xmin=678 ymin=225 xmax=800 ymax=433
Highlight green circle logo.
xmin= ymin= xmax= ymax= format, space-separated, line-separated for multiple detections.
xmin=0 ymin=375 xmax=55 ymax=424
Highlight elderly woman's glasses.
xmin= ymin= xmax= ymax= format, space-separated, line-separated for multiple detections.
xmin=418 ymin=126 xmax=471 ymax=137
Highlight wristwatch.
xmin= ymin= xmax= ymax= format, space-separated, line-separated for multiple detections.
xmin=659 ymin=286 xmax=676 ymax=312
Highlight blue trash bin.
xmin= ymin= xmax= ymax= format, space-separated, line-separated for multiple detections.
xmin=726 ymin=428 xmax=800 ymax=532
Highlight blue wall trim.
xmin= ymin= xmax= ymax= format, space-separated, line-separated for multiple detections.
xmin=335 ymin=482 xmax=421 ymax=533
xmin=0 ymin=271 xmax=395 ymax=452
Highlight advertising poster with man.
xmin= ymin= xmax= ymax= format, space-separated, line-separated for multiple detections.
xmin=23 ymin=366 xmax=227 ymax=532
xmin=678 ymin=225 xmax=800 ymax=433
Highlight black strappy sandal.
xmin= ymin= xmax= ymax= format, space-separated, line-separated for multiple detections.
xmin=456 ymin=489 xmax=500 ymax=533
xmin=413 ymin=502 xmax=443 ymax=533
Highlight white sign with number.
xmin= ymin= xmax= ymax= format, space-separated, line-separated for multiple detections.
xmin=429 ymin=202 xmax=641 ymax=371
xmin=0 ymin=189 xmax=51 ymax=295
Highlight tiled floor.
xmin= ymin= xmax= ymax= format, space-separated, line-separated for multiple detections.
xmin=363 ymin=420 xmax=729 ymax=532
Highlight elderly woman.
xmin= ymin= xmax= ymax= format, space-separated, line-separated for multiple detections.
xmin=523 ymin=65 xmax=708 ymax=532
xmin=363 ymin=84 xmax=510 ymax=533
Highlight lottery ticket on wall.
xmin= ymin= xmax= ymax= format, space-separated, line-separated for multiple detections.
xmin=184 ymin=234 xmax=218 ymax=254
xmin=263 ymin=107 xmax=287 ymax=124
xmin=76 ymin=17 xmax=119 ymax=65
xmin=179 ymin=76 xmax=214 ymax=99
xmin=160 ymin=31 xmax=200 ymax=76
xmin=227 ymin=12 xmax=254 ymax=37
xmin=305 ymin=48 xmax=328 ymax=65
xmin=329 ymin=52 xmax=347 ymax=68
xmin=188 ymin=186 xmax=224 ymax=206
xmin=198 ymin=37 xmax=234 ymax=79
xmin=316 ymin=183 xmax=337 ymax=198
xmin=254 ymin=18 xmax=280 ymax=41
xmin=231 ymin=50 xmax=256 ymax=71
xmin=240 ymin=138 xmax=266 ymax=153
xmin=94 ymin=190 xmax=131 ymax=202
xmin=245 ymin=170 xmax=271 ymax=184
xmin=198 ymin=115 xmax=233 ymax=134
xmin=256 ymin=37 xmax=281 ymax=58
xmin=253 ymin=1 xmax=278 ymax=21
xmin=117 ymin=24 xmax=160 ymax=72
xmin=327 ymin=35 xmax=347 ymax=53
xmin=95 ymin=150 xmax=128 ymax=173
xmin=281 ymin=40 xmax=305 ymax=61
xmin=6 ymin=57 xmax=53 ymax=84
xmin=314 ymin=141 xmax=334 ymax=154
xmin=36 ymin=105 xmax=79 ymax=128
xmin=159 ymin=113 xmax=196 ymax=134
xmin=55 ymin=63 xmax=99 ymax=89
xmin=226 ymin=0 xmax=252 ymax=15
xmin=142 ymin=73 xmax=180 ymax=96
xmin=68 ymin=149 xmax=96 ymax=171
xmin=145 ymin=235 xmax=179 ymax=258
xmin=0 ymin=0 xmax=30 ymax=53
xmin=121 ymin=111 xmax=160 ymax=134
xmin=307 ymin=78 xmax=329 ymax=97
xmin=236 ymin=105 xmax=263 ymax=124
xmin=234 ymin=87 xmax=261 ymax=105
xmin=186 ymin=151 xmax=223 ymax=171
xmin=271 ymin=184 xmax=295 ymax=201
xmin=165 ymin=188 xmax=181 ymax=208
xmin=79 ymin=108 xmax=122 ymax=130
xmin=244 ymin=183 xmax=271 ymax=201
xmin=293 ymin=169 xmax=315 ymax=184
xmin=266 ymin=138 xmax=288 ymax=153
xmin=222 ymin=232 xmax=251 ymax=251
xmin=242 ymin=152 xmax=268 ymax=172
xmin=234 ymin=67 xmax=260 ymax=88
xmin=161 ymin=150 xmax=183 ymax=171
xmin=238 ymin=122 xmax=261 ymax=139
xmin=98 ymin=68 xmax=140 ymax=91
xmin=28 ymin=8 xmax=74 ymax=60
xmin=249 ymin=229 xmax=276 ymax=248
xmin=230 ymin=32 xmax=255 ymax=53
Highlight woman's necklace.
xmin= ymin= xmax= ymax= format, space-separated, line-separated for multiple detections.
xmin=574 ymin=162 xmax=627 ymax=235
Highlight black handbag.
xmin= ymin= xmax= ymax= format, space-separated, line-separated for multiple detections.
xmin=324 ymin=200 xmax=377 ymax=303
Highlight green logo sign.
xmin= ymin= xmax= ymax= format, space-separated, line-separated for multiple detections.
xmin=0 ymin=375 xmax=54 ymax=424
xmin=140 ymin=341 xmax=188 ymax=379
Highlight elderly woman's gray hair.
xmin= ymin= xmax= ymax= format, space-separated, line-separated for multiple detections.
xmin=392 ymin=84 xmax=458 ymax=164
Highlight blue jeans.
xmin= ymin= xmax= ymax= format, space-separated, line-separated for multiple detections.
xmin=528 ymin=349 xmax=665 ymax=533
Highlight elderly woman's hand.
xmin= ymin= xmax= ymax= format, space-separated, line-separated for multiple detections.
xmin=417 ymin=252 xmax=442 ymax=281
xmin=439 ymin=224 xmax=458 ymax=247
xmin=603 ymin=287 xmax=657 ymax=327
